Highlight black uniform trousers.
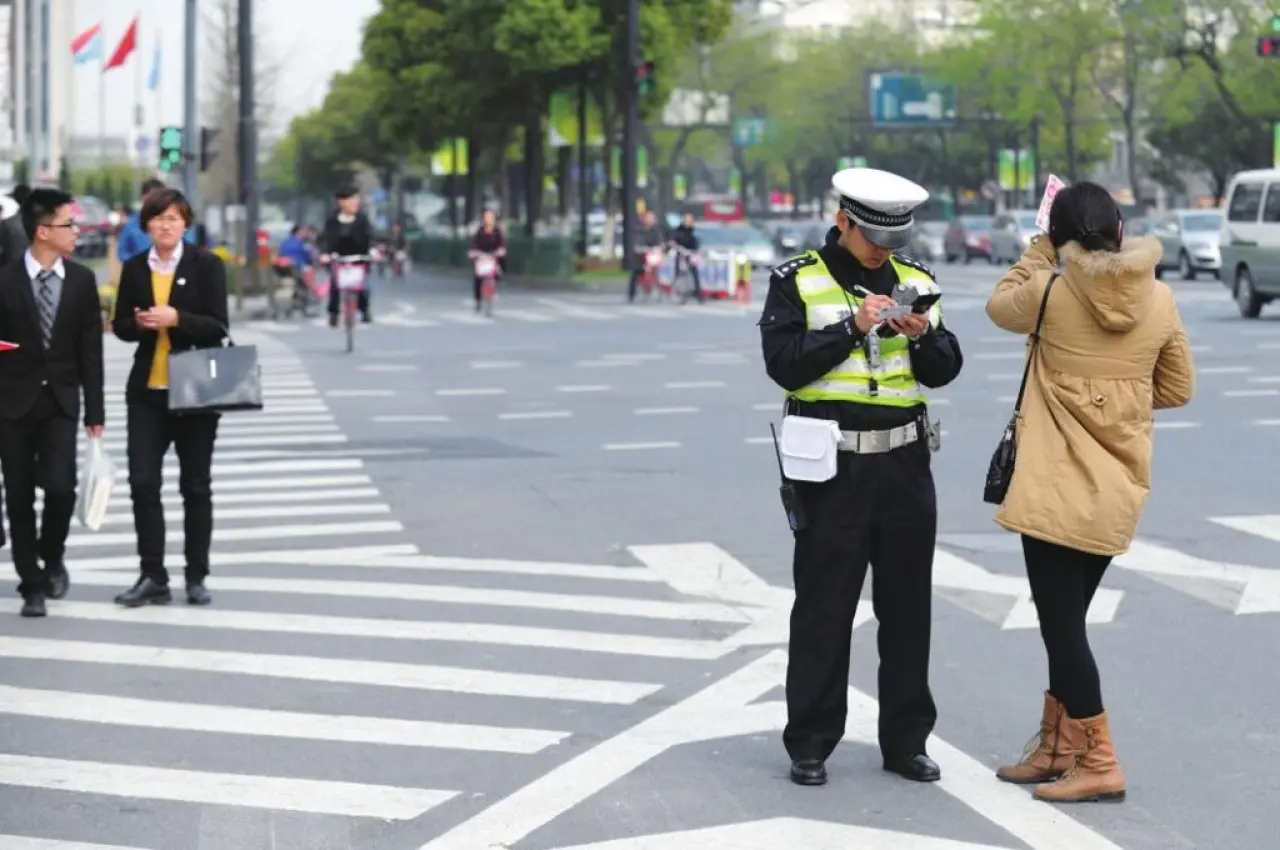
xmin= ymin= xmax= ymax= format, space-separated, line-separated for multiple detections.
xmin=127 ymin=391 xmax=220 ymax=585
xmin=783 ymin=438 xmax=938 ymax=763
xmin=0 ymin=387 xmax=78 ymax=598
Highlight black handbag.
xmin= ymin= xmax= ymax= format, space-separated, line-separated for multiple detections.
xmin=983 ymin=273 xmax=1057 ymax=505
xmin=167 ymin=336 xmax=264 ymax=414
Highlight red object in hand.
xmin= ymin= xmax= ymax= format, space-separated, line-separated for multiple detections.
xmin=0 ymin=340 xmax=18 ymax=351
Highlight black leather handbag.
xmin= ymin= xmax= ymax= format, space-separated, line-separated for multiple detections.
xmin=167 ymin=336 xmax=264 ymax=414
xmin=983 ymin=273 xmax=1057 ymax=505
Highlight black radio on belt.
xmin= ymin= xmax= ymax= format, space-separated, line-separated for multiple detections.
xmin=769 ymin=423 xmax=809 ymax=532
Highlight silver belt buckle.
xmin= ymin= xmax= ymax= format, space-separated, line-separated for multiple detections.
xmin=925 ymin=417 xmax=942 ymax=452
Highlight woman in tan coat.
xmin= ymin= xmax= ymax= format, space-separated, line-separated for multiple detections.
xmin=986 ymin=182 xmax=1195 ymax=804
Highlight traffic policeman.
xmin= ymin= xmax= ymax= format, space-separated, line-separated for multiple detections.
xmin=759 ymin=167 xmax=963 ymax=787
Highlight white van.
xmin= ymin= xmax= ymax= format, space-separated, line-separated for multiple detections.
xmin=1219 ymin=168 xmax=1280 ymax=317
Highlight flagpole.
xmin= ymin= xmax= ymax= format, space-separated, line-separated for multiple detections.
xmin=98 ymin=1 xmax=106 ymax=168
xmin=134 ymin=20 xmax=143 ymax=169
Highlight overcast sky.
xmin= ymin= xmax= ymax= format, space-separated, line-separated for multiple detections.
xmin=70 ymin=0 xmax=380 ymax=138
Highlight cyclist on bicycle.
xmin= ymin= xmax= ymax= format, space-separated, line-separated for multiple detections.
xmin=627 ymin=209 xmax=666 ymax=302
xmin=668 ymin=212 xmax=704 ymax=303
xmin=467 ymin=209 xmax=506 ymax=312
xmin=317 ymin=185 xmax=374 ymax=326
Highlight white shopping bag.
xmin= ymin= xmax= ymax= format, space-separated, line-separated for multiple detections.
xmin=76 ymin=437 xmax=116 ymax=531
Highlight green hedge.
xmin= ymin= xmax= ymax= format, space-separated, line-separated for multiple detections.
xmin=411 ymin=234 xmax=575 ymax=279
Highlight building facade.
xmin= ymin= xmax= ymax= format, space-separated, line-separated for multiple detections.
xmin=5 ymin=0 xmax=75 ymax=183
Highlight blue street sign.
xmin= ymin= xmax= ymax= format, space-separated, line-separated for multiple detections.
xmin=868 ymin=73 xmax=957 ymax=126
xmin=732 ymin=117 xmax=766 ymax=147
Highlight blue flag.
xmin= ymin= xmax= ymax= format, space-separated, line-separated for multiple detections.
xmin=74 ymin=32 xmax=104 ymax=65
xmin=147 ymin=40 xmax=160 ymax=90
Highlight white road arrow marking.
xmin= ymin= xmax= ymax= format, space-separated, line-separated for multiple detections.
xmin=549 ymin=817 xmax=1013 ymax=849
xmin=1116 ymin=534 xmax=1280 ymax=614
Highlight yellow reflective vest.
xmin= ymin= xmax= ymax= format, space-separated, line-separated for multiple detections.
xmin=788 ymin=252 xmax=942 ymax=408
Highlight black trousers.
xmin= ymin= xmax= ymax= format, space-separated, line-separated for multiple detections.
xmin=784 ymin=440 xmax=938 ymax=763
xmin=1022 ymin=534 xmax=1112 ymax=719
xmin=0 ymin=388 xmax=77 ymax=597
xmin=127 ymin=394 xmax=219 ymax=585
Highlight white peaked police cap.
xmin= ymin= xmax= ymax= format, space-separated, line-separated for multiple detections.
xmin=832 ymin=167 xmax=929 ymax=250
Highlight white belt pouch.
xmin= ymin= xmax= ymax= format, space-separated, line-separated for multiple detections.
xmin=777 ymin=415 xmax=842 ymax=482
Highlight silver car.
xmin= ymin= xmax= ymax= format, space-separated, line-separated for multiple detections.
xmin=696 ymin=222 xmax=777 ymax=269
xmin=905 ymin=221 xmax=947 ymax=264
xmin=989 ymin=211 xmax=1041 ymax=265
xmin=1152 ymin=209 xmax=1222 ymax=280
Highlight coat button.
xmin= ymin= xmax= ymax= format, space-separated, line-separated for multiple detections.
xmin=1092 ymin=393 xmax=1105 ymax=406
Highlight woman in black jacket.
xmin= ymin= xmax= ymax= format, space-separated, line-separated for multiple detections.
xmin=110 ymin=187 xmax=228 ymax=608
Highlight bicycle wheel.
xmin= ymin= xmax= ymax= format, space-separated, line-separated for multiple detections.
xmin=344 ymin=291 xmax=356 ymax=352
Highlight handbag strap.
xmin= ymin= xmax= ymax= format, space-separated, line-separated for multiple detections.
xmin=1011 ymin=273 xmax=1058 ymax=415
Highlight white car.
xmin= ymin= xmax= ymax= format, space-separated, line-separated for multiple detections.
xmin=989 ymin=211 xmax=1042 ymax=265
xmin=1152 ymin=209 xmax=1222 ymax=280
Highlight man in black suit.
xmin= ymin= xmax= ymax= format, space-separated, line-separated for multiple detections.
xmin=0 ymin=188 xmax=106 ymax=617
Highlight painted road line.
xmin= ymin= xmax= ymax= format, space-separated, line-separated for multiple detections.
xmin=1253 ymin=419 xmax=1280 ymax=426
xmin=549 ymin=818 xmax=1010 ymax=849
xmin=556 ymin=384 xmax=612 ymax=393
xmin=496 ymin=309 xmax=556 ymax=322
xmin=985 ymin=373 xmax=1020 ymax=381
xmin=143 ymin=486 xmax=381 ymax=506
xmin=87 ymin=433 xmax=348 ymax=451
xmin=47 ymin=598 xmax=730 ymax=660
xmin=634 ymin=407 xmax=698 ymax=415
xmin=0 ymin=685 xmax=566 ymax=754
xmin=105 ymin=404 xmax=329 ymax=417
xmin=416 ymin=649 xmax=1124 ymax=850
xmin=744 ymin=437 xmax=773 ymax=444
xmin=603 ymin=442 xmax=681 ymax=451
xmin=604 ymin=353 xmax=665 ymax=361
xmin=1223 ymin=389 xmax=1278 ymax=397
xmin=972 ymin=352 xmax=1025 ymax=360
xmin=114 ymin=458 xmax=362 ymax=480
xmin=1154 ymin=421 xmax=1201 ymax=429
xmin=187 ymin=473 xmax=373 ymax=492
xmin=363 ymin=553 xmax=663 ymax=583
xmin=155 ymin=423 xmax=341 ymax=436
xmin=1199 ymin=366 xmax=1252 ymax=374
xmin=752 ymin=402 xmax=780 ymax=411
xmin=326 ymin=389 xmax=396 ymax=397
xmin=358 ymin=364 xmax=418 ymax=372
xmin=0 ymin=754 xmax=454 ymax=821
xmin=996 ymin=395 xmax=1016 ymax=403
xmin=534 ymin=298 xmax=619 ymax=320
xmin=97 ymin=502 xmax=391 ymax=525
xmin=66 ymin=572 xmax=750 ymax=623
xmin=664 ymin=380 xmax=725 ymax=389
xmin=64 ymin=520 xmax=404 ymax=548
xmin=471 ymin=360 xmax=523 ymax=369
xmin=499 ymin=410 xmax=573 ymax=420
xmin=435 ymin=387 xmax=506 ymax=396
xmin=435 ymin=310 xmax=492 ymax=325
xmin=372 ymin=414 xmax=450 ymax=423
xmin=0 ymin=837 xmax=153 ymax=850
xmin=576 ymin=359 xmax=640 ymax=367
xmin=1247 ymin=375 xmax=1280 ymax=383
xmin=0 ymin=638 xmax=660 ymax=704
xmin=68 ymin=544 xmax=420 ymax=572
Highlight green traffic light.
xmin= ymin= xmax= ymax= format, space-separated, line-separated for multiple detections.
xmin=1272 ymin=13 xmax=1280 ymax=32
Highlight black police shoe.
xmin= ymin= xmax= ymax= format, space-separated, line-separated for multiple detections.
xmin=883 ymin=753 xmax=941 ymax=782
xmin=789 ymin=758 xmax=828 ymax=786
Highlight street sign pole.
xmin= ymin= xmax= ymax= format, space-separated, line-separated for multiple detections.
xmin=620 ymin=0 xmax=639 ymax=274
xmin=182 ymin=0 xmax=198 ymax=206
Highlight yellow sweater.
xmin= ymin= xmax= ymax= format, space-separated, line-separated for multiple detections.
xmin=147 ymin=271 xmax=175 ymax=389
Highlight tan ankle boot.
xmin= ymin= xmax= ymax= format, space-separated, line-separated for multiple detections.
xmin=1034 ymin=711 xmax=1126 ymax=803
xmin=996 ymin=692 xmax=1083 ymax=784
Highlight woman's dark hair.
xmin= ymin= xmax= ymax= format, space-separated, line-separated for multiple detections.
xmin=140 ymin=188 xmax=194 ymax=230
xmin=20 ymin=188 xmax=74 ymax=241
xmin=1047 ymin=181 xmax=1123 ymax=252
xmin=139 ymin=177 xmax=166 ymax=199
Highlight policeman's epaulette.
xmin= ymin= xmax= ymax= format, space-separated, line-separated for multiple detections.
xmin=770 ymin=253 xmax=818 ymax=279
xmin=894 ymin=254 xmax=937 ymax=281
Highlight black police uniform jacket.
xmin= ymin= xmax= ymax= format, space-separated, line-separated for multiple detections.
xmin=758 ymin=226 xmax=963 ymax=431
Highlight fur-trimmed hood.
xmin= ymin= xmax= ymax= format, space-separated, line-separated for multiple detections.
xmin=1058 ymin=235 xmax=1161 ymax=332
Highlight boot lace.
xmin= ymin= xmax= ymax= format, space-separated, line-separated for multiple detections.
xmin=1055 ymin=724 xmax=1097 ymax=782
xmin=1016 ymin=716 xmax=1061 ymax=766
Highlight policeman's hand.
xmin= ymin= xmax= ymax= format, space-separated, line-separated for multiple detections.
xmin=854 ymin=294 xmax=896 ymax=334
xmin=888 ymin=312 xmax=929 ymax=338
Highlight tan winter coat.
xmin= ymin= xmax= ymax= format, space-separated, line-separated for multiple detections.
xmin=985 ymin=235 xmax=1195 ymax=557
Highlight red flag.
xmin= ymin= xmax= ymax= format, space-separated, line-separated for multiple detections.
xmin=70 ymin=23 xmax=102 ymax=54
xmin=103 ymin=17 xmax=137 ymax=71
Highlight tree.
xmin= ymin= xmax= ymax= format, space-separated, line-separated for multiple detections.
xmin=199 ymin=0 xmax=281 ymax=207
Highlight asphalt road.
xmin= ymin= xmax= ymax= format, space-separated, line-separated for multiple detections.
xmin=1 ymin=257 xmax=1276 ymax=850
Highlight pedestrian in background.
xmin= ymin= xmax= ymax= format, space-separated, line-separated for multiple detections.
xmin=0 ymin=188 xmax=106 ymax=617
xmin=467 ymin=208 xmax=506 ymax=312
xmin=111 ymin=187 xmax=228 ymax=609
xmin=985 ymin=181 xmax=1195 ymax=804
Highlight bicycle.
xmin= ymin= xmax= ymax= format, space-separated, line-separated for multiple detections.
xmin=331 ymin=254 xmax=372 ymax=352
xmin=669 ymin=245 xmax=704 ymax=304
xmin=473 ymin=252 xmax=500 ymax=316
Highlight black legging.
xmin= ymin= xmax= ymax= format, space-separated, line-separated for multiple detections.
xmin=1022 ymin=534 xmax=1112 ymax=720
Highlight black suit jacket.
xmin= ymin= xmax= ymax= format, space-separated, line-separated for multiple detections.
xmin=111 ymin=248 xmax=229 ymax=406
xmin=0 ymin=255 xmax=105 ymax=426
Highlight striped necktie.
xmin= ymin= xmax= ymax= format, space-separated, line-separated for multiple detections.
xmin=36 ymin=269 xmax=56 ymax=349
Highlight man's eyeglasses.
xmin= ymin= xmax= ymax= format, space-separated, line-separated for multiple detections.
xmin=42 ymin=220 xmax=79 ymax=230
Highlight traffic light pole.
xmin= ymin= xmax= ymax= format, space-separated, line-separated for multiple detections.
xmin=238 ymin=0 xmax=259 ymax=307
xmin=620 ymin=0 xmax=639 ymax=274
xmin=183 ymin=0 xmax=198 ymax=205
